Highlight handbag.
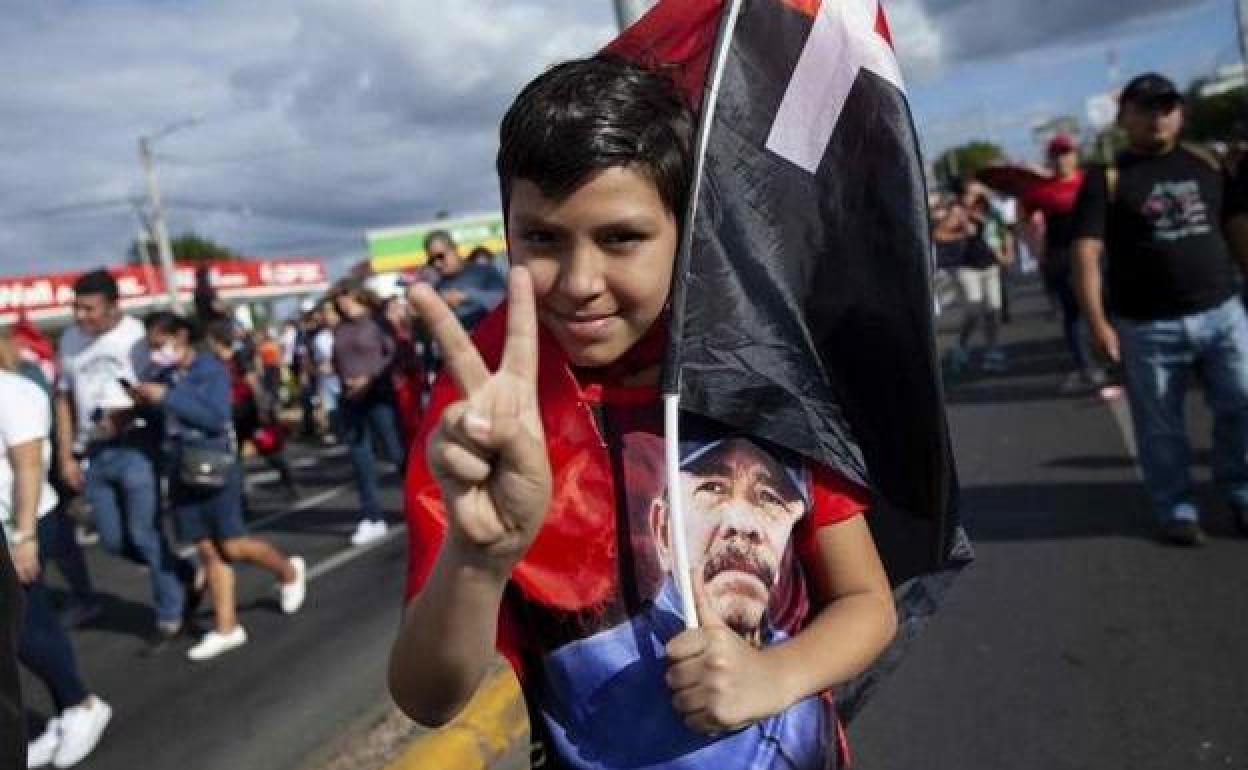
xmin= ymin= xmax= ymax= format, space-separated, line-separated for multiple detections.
xmin=178 ymin=427 xmax=238 ymax=492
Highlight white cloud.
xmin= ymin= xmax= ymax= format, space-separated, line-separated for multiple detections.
xmin=0 ymin=0 xmax=615 ymax=275
xmin=887 ymin=0 xmax=947 ymax=79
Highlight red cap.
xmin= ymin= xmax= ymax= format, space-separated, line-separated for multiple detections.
xmin=1047 ymin=134 xmax=1076 ymax=156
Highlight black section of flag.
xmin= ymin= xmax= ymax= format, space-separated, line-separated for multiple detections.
xmin=674 ymin=0 xmax=961 ymax=591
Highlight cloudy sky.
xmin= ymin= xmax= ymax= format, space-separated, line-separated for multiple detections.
xmin=0 ymin=0 xmax=1237 ymax=278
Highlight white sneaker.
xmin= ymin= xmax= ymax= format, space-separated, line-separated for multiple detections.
xmin=53 ymin=697 xmax=111 ymax=768
xmin=279 ymin=556 xmax=307 ymax=614
xmin=349 ymin=519 xmax=387 ymax=546
xmin=187 ymin=626 xmax=248 ymax=662
xmin=27 ymin=718 xmax=60 ymax=768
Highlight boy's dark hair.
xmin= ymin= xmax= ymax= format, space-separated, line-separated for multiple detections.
xmin=497 ymin=55 xmax=695 ymax=220
xmin=72 ymin=269 xmax=119 ymax=303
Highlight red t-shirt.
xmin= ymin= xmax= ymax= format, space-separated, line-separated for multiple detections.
xmin=1021 ymin=170 xmax=1086 ymax=256
xmin=404 ymin=312 xmax=866 ymax=769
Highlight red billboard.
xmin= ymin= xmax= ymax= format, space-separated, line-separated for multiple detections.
xmin=0 ymin=259 xmax=329 ymax=324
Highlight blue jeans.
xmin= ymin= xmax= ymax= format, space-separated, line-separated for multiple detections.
xmin=38 ymin=505 xmax=94 ymax=606
xmin=1046 ymin=264 xmax=1092 ymax=372
xmin=84 ymin=445 xmax=186 ymax=625
xmin=339 ymin=396 xmax=405 ymax=523
xmin=19 ymin=577 xmax=88 ymax=713
xmin=1118 ymin=297 xmax=1248 ymax=524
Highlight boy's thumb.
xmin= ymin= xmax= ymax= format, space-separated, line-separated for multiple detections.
xmin=691 ymin=569 xmax=727 ymax=630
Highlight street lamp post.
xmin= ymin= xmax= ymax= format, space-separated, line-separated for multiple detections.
xmin=138 ymin=116 xmax=202 ymax=310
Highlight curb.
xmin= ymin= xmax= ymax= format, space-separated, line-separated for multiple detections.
xmin=383 ymin=667 xmax=527 ymax=770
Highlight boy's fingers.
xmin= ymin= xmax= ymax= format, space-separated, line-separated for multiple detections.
xmin=434 ymin=439 xmax=493 ymax=485
xmin=666 ymin=629 xmax=708 ymax=662
xmin=670 ymin=685 xmax=709 ymax=716
xmin=410 ymin=284 xmax=490 ymax=394
xmin=500 ymin=267 xmax=539 ymax=385
xmin=664 ymin=658 xmax=705 ymax=693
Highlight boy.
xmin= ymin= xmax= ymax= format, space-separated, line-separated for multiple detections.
xmin=390 ymin=56 xmax=897 ymax=769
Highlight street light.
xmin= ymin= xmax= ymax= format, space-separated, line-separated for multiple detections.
xmin=139 ymin=114 xmax=204 ymax=310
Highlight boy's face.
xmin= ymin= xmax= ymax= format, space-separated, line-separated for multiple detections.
xmin=506 ymin=167 xmax=678 ymax=368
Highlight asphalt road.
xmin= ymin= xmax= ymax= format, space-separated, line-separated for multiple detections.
xmin=20 ymin=442 xmax=410 ymax=770
xmin=851 ymin=280 xmax=1248 ymax=769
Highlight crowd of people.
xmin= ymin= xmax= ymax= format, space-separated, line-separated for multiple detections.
xmin=931 ymin=71 xmax=1248 ymax=548
xmin=0 ymin=230 xmax=506 ymax=766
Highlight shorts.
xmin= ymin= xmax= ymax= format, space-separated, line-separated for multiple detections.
xmin=170 ymin=464 xmax=246 ymax=543
xmin=954 ymin=266 xmax=1002 ymax=311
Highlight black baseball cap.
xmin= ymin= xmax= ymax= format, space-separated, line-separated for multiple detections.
xmin=1120 ymin=73 xmax=1183 ymax=110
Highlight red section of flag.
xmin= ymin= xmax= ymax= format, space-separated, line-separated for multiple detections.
xmin=779 ymin=0 xmax=821 ymax=18
xmin=875 ymin=3 xmax=893 ymax=46
xmin=604 ymin=0 xmax=723 ymax=107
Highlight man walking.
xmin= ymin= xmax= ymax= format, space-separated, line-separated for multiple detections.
xmin=1072 ymin=73 xmax=1248 ymax=546
xmin=54 ymin=269 xmax=198 ymax=649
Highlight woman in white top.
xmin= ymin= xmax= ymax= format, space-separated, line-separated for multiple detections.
xmin=0 ymin=327 xmax=111 ymax=768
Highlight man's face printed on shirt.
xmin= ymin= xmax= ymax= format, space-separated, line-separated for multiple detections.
xmin=651 ymin=438 xmax=807 ymax=640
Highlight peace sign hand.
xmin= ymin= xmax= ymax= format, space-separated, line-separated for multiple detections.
xmin=410 ymin=267 xmax=552 ymax=577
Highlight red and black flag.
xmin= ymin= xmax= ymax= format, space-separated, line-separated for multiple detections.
xmin=610 ymin=0 xmax=970 ymax=719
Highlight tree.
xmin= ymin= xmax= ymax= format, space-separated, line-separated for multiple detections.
xmin=1183 ymin=79 xmax=1247 ymax=143
xmin=933 ymin=140 xmax=1005 ymax=187
xmin=127 ymin=232 xmax=240 ymax=265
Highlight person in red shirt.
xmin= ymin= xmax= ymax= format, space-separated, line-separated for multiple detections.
xmin=389 ymin=55 xmax=896 ymax=770
xmin=1021 ymin=135 xmax=1102 ymax=392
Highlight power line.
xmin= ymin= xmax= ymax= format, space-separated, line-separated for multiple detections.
xmin=154 ymin=125 xmax=424 ymax=167
xmin=0 ymin=197 xmax=134 ymax=221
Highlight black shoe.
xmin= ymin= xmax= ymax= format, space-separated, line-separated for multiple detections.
xmin=141 ymin=624 xmax=183 ymax=657
xmin=1160 ymin=519 xmax=1206 ymax=547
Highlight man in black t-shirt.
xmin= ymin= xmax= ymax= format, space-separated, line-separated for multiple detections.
xmin=1072 ymin=72 xmax=1248 ymax=545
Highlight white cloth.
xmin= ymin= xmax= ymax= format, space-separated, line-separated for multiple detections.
xmin=0 ymin=371 xmax=57 ymax=541
xmin=954 ymin=266 xmax=1003 ymax=311
xmin=57 ymin=315 xmax=149 ymax=448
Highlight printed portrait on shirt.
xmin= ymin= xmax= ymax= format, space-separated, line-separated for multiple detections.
xmin=531 ymin=428 xmax=835 ymax=770
xmin=646 ymin=437 xmax=810 ymax=642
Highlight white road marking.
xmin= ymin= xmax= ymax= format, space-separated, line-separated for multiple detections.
xmin=249 ymin=485 xmax=349 ymax=530
xmin=305 ymin=525 xmax=406 ymax=582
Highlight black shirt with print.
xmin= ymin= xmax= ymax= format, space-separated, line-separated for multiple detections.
xmin=1072 ymin=145 xmax=1242 ymax=321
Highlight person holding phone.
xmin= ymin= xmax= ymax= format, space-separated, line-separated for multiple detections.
xmin=133 ymin=315 xmax=307 ymax=661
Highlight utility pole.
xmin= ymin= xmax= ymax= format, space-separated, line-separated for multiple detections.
xmin=613 ymin=0 xmax=656 ymax=31
xmin=1238 ymin=0 xmax=1248 ymax=69
xmin=137 ymin=115 xmax=201 ymax=311
xmin=138 ymin=136 xmax=181 ymax=310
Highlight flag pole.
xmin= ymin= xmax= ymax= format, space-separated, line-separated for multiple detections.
xmin=663 ymin=0 xmax=745 ymax=631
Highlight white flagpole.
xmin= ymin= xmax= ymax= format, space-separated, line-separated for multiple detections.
xmin=665 ymin=0 xmax=745 ymax=631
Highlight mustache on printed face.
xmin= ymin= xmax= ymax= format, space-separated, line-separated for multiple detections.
xmin=702 ymin=544 xmax=776 ymax=592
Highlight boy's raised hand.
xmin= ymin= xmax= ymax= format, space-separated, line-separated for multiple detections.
xmin=411 ymin=267 xmax=552 ymax=575
xmin=665 ymin=572 xmax=792 ymax=735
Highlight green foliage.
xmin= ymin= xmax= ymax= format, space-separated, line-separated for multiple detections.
xmin=127 ymin=232 xmax=240 ymax=265
xmin=934 ymin=140 xmax=1006 ymax=186
xmin=1183 ymin=81 xmax=1247 ymax=143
